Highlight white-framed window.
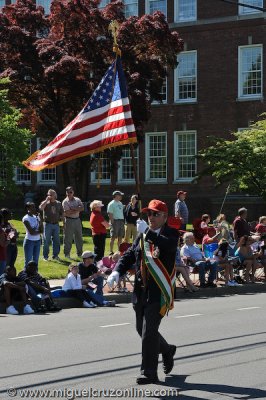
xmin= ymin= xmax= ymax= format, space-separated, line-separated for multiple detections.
xmin=91 ymin=155 xmax=111 ymax=184
xmin=0 ymin=0 xmax=5 ymax=10
xmin=36 ymin=0 xmax=51 ymax=15
xmin=238 ymin=45 xmax=263 ymax=99
xmin=239 ymin=0 xmax=263 ymax=15
xmin=124 ymin=0 xmax=138 ymax=17
xmin=15 ymin=166 xmax=31 ymax=184
xmin=174 ymin=131 xmax=196 ymax=181
xmin=99 ymin=0 xmax=110 ymax=9
xmin=117 ymin=147 xmax=138 ymax=183
xmin=146 ymin=0 xmax=167 ymax=15
xmin=175 ymin=51 xmax=197 ymax=102
xmin=36 ymin=138 xmax=56 ymax=184
xmin=175 ymin=0 xmax=197 ymax=22
xmin=152 ymin=78 xmax=167 ymax=104
xmin=145 ymin=132 xmax=167 ymax=182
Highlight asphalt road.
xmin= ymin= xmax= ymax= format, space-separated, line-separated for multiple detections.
xmin=1 ymin=293 xmax=266 ymax=400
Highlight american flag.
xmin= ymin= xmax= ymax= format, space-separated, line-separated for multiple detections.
xmin=23 ymin=57 xmax=137 ymax=171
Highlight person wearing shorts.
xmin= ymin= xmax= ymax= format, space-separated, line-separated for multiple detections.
xmin=107 ymin=191 xmax=125 ymax=254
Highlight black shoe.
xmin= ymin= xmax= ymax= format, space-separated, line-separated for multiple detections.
xmin=200 ymin=283 xmax=207 ymax=288
xmin=207 ymin=282 xmax=217 ymax=288
xmin=162 ymin=344 xmax=176 ymax=374
xmin=136 ymin=375 xmax=159 ymax=384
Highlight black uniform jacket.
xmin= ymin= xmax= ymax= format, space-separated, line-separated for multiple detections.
xmin=115 ymin=224 xmax=179 ymax=304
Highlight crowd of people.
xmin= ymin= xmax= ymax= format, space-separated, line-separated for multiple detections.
xmin=0 ymin=188 xmax=266 ymax=316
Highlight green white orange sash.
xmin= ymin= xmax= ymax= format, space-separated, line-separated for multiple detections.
xmin=143 ymin=240 xmax=175 ymax=317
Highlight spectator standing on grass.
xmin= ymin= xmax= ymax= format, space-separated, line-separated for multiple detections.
xmin=0 ymin=212 xmax=9 ymax=275
xmin=89 ymin=200 xmax=110 ymax=262
xmin=62 ymin=186 xmax=84 ymax=259
xmin=22 ymin=202 xmax=43 ymax=270
xmin=1 ymin=208 xmax=18 ymax=268
xmin=233 ymin=208 xmax=250 ymax=243
xmin=107 ymin=190 xmax=125 ymax=254
xmin=124 ymin=194 xmax=139 ymax=243
xmin=39 ymin=189 xmax=63 ymax=261
xmin=0 ymin=266 xmax=34 ymax=315
xmin=174 ymin=191 xmax=188 ymax=231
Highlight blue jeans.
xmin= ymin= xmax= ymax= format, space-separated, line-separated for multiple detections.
xmin=195 ymin=260 xmax=217 ymax=284
xmin=43 ymin=223 xmax=60 ymax=259
xmin=86 ymin=289 xmax=105 ymax=306
xmin=23 ymin=239 xmax=41 ymax=269
xmin=0 ymin=260 xmax=7 ymax=275
xmin=91 ymin=276 xmax=104 ymax=296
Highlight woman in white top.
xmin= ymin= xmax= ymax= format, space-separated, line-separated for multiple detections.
xmin=62 ymin=264 xmax=97 ymax=308
xmin=22 ymin=202 xmax=43 ymax=270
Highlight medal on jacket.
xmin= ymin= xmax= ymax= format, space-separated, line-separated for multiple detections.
xmin=152 ymin=246 xmax=160 ymax=259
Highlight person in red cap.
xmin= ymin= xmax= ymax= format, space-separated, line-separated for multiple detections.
xmin=107 ymin=199 xmax=179 ymax=384
xmin=174 ymin=191 xmax=188 ymax=230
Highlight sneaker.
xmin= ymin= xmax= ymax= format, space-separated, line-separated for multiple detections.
xmin=122 ymin=288 xmax=129 ymax=293
xmin=53 ymin=256 xmax=61 ymax=261
xmin=103 ymin=300 xmax=116 ymax=307
xmin=23 ymin=304 xmax=35 ymax=314
xmin=65 ymin=255 xmax=72 ymax=260
xmin=230 ymin=280 xmax=240 ymax=286
xmin=89 ymin=302 xmax=97 ymax=308
xmin=43 ymin=257 xmax=49 ymax=261
xmin=6 ymin=305 xmax=19 ymax=315
xmin=83 ymin=301 xmax=94 ymax=308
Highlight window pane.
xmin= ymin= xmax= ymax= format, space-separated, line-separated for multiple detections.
xmin=99 ymin=0 xmax=109 ymax=9
xmin=91 ymin=156 xmax=111 ymax=182
xmin=175 ymin=52 xmax=197 ymax=101
xmin=176 ymin=0 xmax=196 ymax=21
xmin=16 ymin=167 xmax=31 ymax=183
xmin=175 ymin=132 xmax=196 ymax=179
xmin=148 ymin=0 xmax=166 ymax=15
xmin=36 ymin=0 xmax=51 ymax=15
xmin=119 ymin=147 xmax=138 ymax=181
xmin=37 ymin=139 xmax=56 ymax=183
xmin=124 ymin=0 xmax=138 ymax=17
xmin=239 ymin=0 xmax=263 ymax=14
xmin=240 ymin=46 xmax=262 ymax=97
xmin=152 ymin=78 xmax=167 ymax=104
xmin=147 ymin=134 xmax=167 ymax=180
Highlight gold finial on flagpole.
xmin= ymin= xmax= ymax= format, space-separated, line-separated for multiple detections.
xmin=108 ymin=20 xmax=121 ymax=56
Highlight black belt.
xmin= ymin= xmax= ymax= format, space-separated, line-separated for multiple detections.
xmin=45 ymin=222 xmax=59 ymax=225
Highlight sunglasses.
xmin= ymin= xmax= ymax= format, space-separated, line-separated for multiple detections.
xmin=147 ymin=210 xmax=164 ymax=217
xmin=67 ymin=191 xmax=73 ymax=194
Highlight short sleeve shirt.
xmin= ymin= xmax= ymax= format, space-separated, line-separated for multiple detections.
xmin=90 ymin=211 xmax=107 ymax=235
xmin=78 ymin=262 xmax=98 ymax=280
xmin=22 ymin=214 xmax=41 ymax=241
xmin=43 ymin=201 xmax=63 ymax=223
xmin=62 ymin=196 xmax=83 ymax=218
xmin=107 ymin=200 xmax=124 ymax=220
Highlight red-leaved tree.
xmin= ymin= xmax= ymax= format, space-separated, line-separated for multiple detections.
xmin=0 ymin=0 xmax=183 ymax=197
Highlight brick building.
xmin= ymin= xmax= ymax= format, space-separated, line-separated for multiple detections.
xmin=1 ymin=0 xmax=266 ymax=220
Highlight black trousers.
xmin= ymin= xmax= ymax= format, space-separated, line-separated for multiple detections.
xmin=133 ymin=293 xmax=170 ymax=377
xmin=93 ymin=234 xmax=107 ymax=262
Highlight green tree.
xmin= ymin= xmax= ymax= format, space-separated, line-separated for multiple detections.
xmin=0 ymin=79 xmax=31 ymax=198
xmin=197 ymin=115 xmax=266 ymax=201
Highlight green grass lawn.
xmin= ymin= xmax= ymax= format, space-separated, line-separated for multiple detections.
xmin=12 ymin=217 xmax=114 ymax=279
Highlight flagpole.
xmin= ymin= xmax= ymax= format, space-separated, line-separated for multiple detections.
xmin=219 ymin=184 xmax=230 ymax=215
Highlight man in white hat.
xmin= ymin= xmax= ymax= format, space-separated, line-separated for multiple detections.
xmin=107 ymin=190 xmax=125 ymax=254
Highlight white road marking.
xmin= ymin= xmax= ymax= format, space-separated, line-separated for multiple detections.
xmin=237 ymin=307 xmax=261 ymax=311
xmin=100 ymin=323 xmax=131 ymax=328
xmin=174 ymin=313 xmax=203 ymax=319
xmin=8 ymin=334 xmax=47 ymax=340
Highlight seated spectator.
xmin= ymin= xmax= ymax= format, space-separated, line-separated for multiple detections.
xmin=213 ymin=239 xmax=239 ymax=286
xmin=112 ymin=252 xmax=128 ymax=292
xmin=1 ymin=208 xmax=18 ymax=268
xmin=235 ymin=235 xmax=260 ymax=283
xmin=200 ymin=214 xmax=211 ymax=231
xmin=17 ymin=261 xmax=61 ymax=312
xmin=181 ymin=232 xmax=217 ymax=288
xmin=175 ymin=248 xmax=199 ymax=292
xmin=78 ymin=251 xmax=104 ymax=296
xmin=255 ymin=216 xmax=266 ymax=236
xmin=258 ymin=236 xmax=266 ymax=279
xmin=202 ymin=227 xmax=220 ymax=246
xmin=0 ymin=265 xmax=34 ymax=315
xmin=62 ymin=264 xmax=97 ymax=308
xmin=63 ymin=264 xmax=115 ymax=307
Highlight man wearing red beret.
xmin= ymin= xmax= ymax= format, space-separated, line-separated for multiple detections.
xmin=175 ymin=191 xmax=189 ymax=230
xmin=108 ymin=199 xmax=179 ymax=384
